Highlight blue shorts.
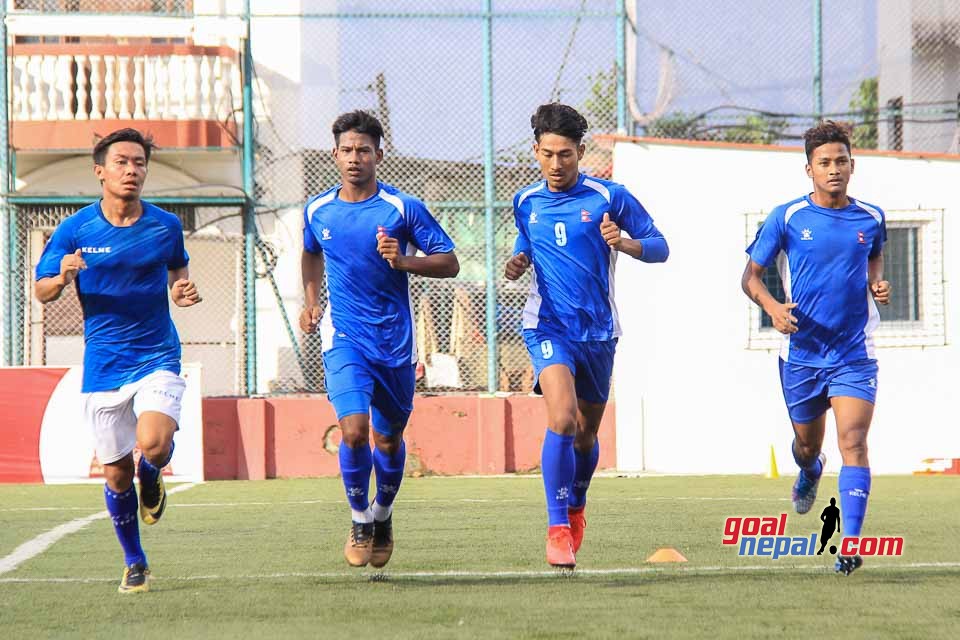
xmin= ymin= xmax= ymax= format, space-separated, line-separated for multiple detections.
xmin=523 ymin=329 xmax=617 ymax=404
xmin=778 ymin=359 xmax=879 ymax=424
xmin=322 ymin=345 xmax=415 ymax=436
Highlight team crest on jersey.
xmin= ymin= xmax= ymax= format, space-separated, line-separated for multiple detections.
xmin=321 ymin=228 xmax=332 ymax=240
xmin=800 ymin=228 xmax=814 ymax=241
xmin=529 ymin=211 xmax=538 ymax=224
xmin=580 ymin=209 xmax=592 ymax=222
xmin=858 ymin=231 xmax=866 ymax=244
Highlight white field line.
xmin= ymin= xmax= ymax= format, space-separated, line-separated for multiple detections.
xmin=1 ymin=561 xmax=959 ymax=584
xmin=0 ymin=495 xmax=792 ymax=512
xmin=0 ymin=483 xmax=199 ymax=576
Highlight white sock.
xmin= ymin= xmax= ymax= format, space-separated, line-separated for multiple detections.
xmin=371 ymin=501 xmax=393 ymax=522
xmin=351 ymin=506 xmax=373 ymax=523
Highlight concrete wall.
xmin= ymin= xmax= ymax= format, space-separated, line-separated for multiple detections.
xmin=202 ymin=395 xmax=617 ymax=479
xmin=611 ymin=137 xmax=960 ymax=474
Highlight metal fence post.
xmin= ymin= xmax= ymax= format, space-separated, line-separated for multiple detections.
xmin=812 ymin=0 xmax=823 ymax=124
xmin=616 ymin=0 xmax=627 ymax=133
xmin=482 ymin=0 xmax=497 ymax=393
xmin=0 ymin=2 xmax=11 ymax=367
xmin=242 ymin=0 xmax=258 ymax=395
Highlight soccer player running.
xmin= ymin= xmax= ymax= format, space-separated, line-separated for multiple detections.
xmin=505 ymin=104 xmax=669 ymax=568
xmin=34 ymin=129 xmax=201 ymax=593
xmin=300 ymin=110 xmax=459 ymax=569
xmin=741 ymin=121 xmax=891 ymax=576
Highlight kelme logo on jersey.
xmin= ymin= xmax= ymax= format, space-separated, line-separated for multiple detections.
xmin=800 ymin=228 xmax=814 ymax=241
xmin=529 ymin=211 xmax=538 ymax=224
xmin=321 ymin=228 xmax=332 ymax=240
xmin=81 ymin=246 xmax=112 ymax=254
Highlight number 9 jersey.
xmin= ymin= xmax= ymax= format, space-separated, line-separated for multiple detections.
xmin=512 ymin=173 xmax=668 ymax=342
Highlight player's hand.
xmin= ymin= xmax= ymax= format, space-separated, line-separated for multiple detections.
xmin=171 ymin=279 xmax=202 ymax=307
xmin=600 ymin=212 xmax=622 ymax=250
xmin=504 ymin=252 xmax=530 ymax=280
xmin=870 ymin=280 xmax=891 ymax=305
xmin=59 ymin=249 xmax=87 ymax=285
xmin=299 ymin=304 xmax=322 ymax=333
xmin=377 ymin=226 xmax=404 ymax=270
xmin=769 ymin=301 xmax=799 ymax=334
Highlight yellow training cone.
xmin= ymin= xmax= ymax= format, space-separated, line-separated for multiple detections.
xmin=766 ymin=445 xmax=779 ymax=479
xmin=646 ymin=547 xmax=688 ymax=563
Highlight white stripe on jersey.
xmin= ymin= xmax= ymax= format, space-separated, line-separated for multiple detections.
xmin=406 ymin=242 xmax=418 ymax=364
xmin=522 ymin=267 xmax=543 ymax=330
xmin=852 ymin=198 xmax=883 ymax=225
xmin=607 ymin=248 xmax=622 ymax=337
xmin=776 ymin=250 xmax=793 ymax=361
xmin=864 ymin=290 xmax=881 ymax=359
xmin=582 ymin=178 xmax=611 ymax=203
xmin=783 ymin=200 xmax=806 ymax=225
xmin=517 ymin=183 xmax=544 ymax=207
xmin=306 ymin=191 xmax=336 ymax=223
xmin=320 ymin=303 xmax=335 ymax=353
xmin=377 ymin=189 xmax=405 ymax=218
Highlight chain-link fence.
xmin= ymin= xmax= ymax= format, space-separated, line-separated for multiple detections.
xmin=2 ymin=1 xmax=959 ymax=396
xmin=4 ymin=201 xmax=245 ymax=395
xmin=631 ymin=0 xmax=960 ymax=152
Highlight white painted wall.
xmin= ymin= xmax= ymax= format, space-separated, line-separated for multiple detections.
xmin=612 ymin=139 xmax=960 ymax=474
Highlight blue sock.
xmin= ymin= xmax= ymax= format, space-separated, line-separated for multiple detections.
xmin=569 ymin=438 xmax=600 ymax=510
xmin=541 ymin=429 xmax=575 ymax=527
xmin=104 ymin=483 xmax=146 ymax=567
xmin=138 ymin=440 xmax=175 ymax=485
xmin=839 ymin=465 xmax=871 ymax=540
xmin=792 ymin=440 xmax=823 ymax=478
xmin=372 ymin=441 xmax=405 ymax=519
xmin=339 ymin=443 xmax=373 ymax=519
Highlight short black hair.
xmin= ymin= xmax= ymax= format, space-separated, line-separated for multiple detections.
xmin=531 ymin=103 xmax=589 ymax=143
xmin=93 ymin=128 xmax=155 ymax=165
xmin=803 ymin=120 xmax=851 ymax=161
xmin=332 ymin=110 xmax=384 ymax=148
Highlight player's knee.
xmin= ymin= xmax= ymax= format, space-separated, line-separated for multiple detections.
xmin=574 ymin=429 xmax=597 ymax=452
xmin=103 ymin=458 xmax=135 ymax=491
xmin=373 ymin=435 xmax=403 ymax=457
xmin=839 ymin=438 xmax=868 ymax=461
xmin=138 ymin=434 xmax=171 ymax=463
xmin=549 ymin=413 xmax=577 ymax=437
xmin=795 ymin=440 xmax=819 ymax=462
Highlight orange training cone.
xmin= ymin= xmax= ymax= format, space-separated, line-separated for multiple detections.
xmin=646 ymin=547 xmax=688 ymax=563
xmin=766 ymin=445 xmax=779 ymax=479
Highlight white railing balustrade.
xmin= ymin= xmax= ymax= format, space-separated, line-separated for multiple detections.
xmin=10 ymin=45 xmax=241 ymax=125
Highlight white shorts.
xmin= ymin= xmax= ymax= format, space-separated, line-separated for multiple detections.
xmin=82 ymin=369 xmax=186 ymax=464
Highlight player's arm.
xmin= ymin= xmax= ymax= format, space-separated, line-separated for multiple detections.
xmin=741 ymin=259 xmax=798 ymax=334
xmin=35 ymin=249 xmax=86 ymax=303
xmin=505 ymin=199 xmax=532 ymax=280
xmin=868 ymin=253 xmax=890 ymax=305
xmin=606 ymin=189 xmax=669 ymax=262
xmin=168 ymin=266 xmax=202 ymax=307
xmin=380 ymin=200 xmax=459 ymax=278
xmin=377 ymin=233 xmax=459 ymax=278
xmin=300 ymin=248 xmax=326 ymax=333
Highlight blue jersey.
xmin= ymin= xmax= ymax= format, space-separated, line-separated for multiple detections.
xmin=747 ymin=194 xmax=887 ymax=367
xmin=35 ymin=201 xmax=189 ymax=393
xmin=303 ymin=182 xmax=455 ymax=367
xmin=512 ymin=174 xmax=668 ymax=342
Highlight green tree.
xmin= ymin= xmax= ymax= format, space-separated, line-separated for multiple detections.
xmin=644 ymin=111 xmax=706 ymax=139
xmin=849 ymin=77 xmax=878 ymax=149
xmin=582 ymin=65 xmax=618 ymax=131
xmin=721 ymin=114 xmax=788 ymax=144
